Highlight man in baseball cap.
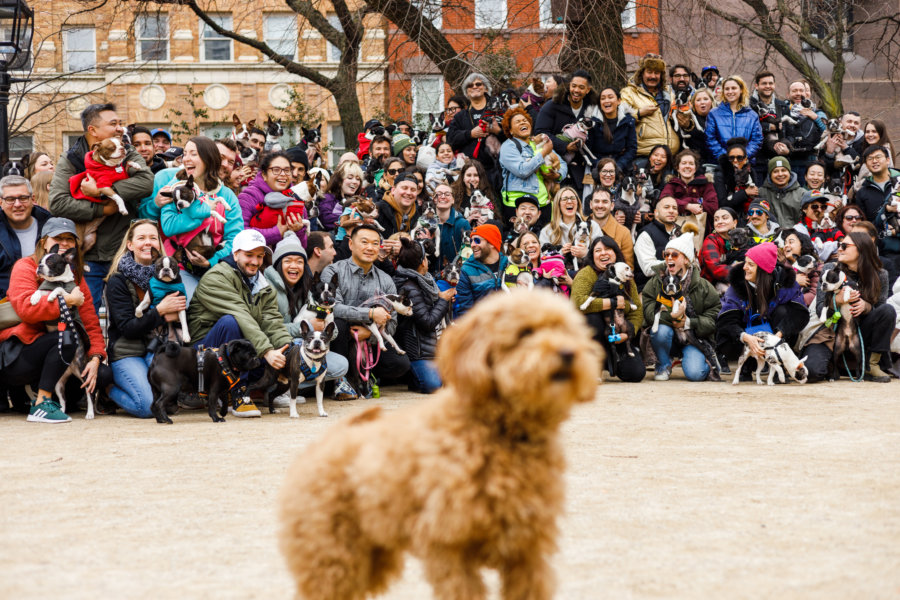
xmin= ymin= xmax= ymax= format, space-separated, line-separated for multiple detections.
xmin=188 ymin=227 xmax=291 ymax=418
xmin=151 ymin=128 xmax=173 ymax=153
xmin=456 ymin=223 xmax=510 ymax=317
xmin=746 ymin=198 xmax=779 ymax=243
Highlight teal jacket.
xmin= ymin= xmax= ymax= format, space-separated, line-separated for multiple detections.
xmin=455 ymin=254 xmax=510 ymax=317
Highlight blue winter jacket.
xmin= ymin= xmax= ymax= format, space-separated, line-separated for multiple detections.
xmin=498 ymin=138 xmax=567 ymax=199
xmin=705 ymin=103 xmax=764 ymax=161
xmin=455 ymin=254 xmax=510 ymax=317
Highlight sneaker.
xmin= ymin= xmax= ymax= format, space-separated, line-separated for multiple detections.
xmin=27 ymin=399 xmax=72 ymax=423
xmin=272 ymin=391 xmax=294 ymax=408
xmin=717 ymin=353 xmax=731 ymax=375
xmin=654 ymin=366 xmax=671 ymax=381
xmin=333 ymin=378 xmax=358 ymax=401
xmin=229 ymin=396 xmax=261 ymax=418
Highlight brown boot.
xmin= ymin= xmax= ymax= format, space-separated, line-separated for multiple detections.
xmin=865 ymin=353 xmax=891 ymax=383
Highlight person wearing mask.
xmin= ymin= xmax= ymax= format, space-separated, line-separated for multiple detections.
xmin=587 ymin=187 xmax=634 ymax=268
xmin=759 ymin=156 xmax=805 ymax=228
xmin=455 ymin=223 xmax=509 ymax=316
xmin=571 ymin=236 xmax=645 ymax=382
xmin=620 ymin=53 xmax=681 ymax=159
xmin=534 ymin=69 xmax=599 ymax=196
xmin=642 ymin=230 xmax=722 ymax=381
xmin=634 ymin=195 xmax=680 ymax=289
xmin=447 ymin=72 xmax=504 ymax=185
xmin=49 ymin=103 xmax=154 ymax=312
xmin=705 ymin=76 xmax=763 ymax=162
xmin=713 ymin=137 xmax=760 ymax=214
xmin=587 ymin=86 xmax=637 ymax=176
xmin=803 ymin=232 xmax=895 ymax=382
xmin=391 ymin=237 xmax=455 ymax=393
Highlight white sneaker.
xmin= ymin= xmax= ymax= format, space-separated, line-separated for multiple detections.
xmin=272 ymin=391 xmax=293 ymax=408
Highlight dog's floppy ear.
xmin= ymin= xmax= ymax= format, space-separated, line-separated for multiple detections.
xmin=436 ymin=304 xmax=496 ymax=403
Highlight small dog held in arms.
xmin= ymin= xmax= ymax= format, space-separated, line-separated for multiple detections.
xmin=134 ymin=252 xmax=190 ymax=345
xmin=278 ymin=291 xmax=602 ymax=600
xmin=358 ymin=292 xmax=413 ymax=353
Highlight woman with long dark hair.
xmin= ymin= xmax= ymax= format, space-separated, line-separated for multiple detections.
xmin=586 ymin=86 xmax=637 ymax=175
xmin=319 ymin=161 xmax=365 ymax=232
xmin=803 ymin=232 xmax=895 ymax=382
xmin=716 ymin=241 xmax=809 ymax=374
xmin=571 ymin=235 xmax=644 ymax=382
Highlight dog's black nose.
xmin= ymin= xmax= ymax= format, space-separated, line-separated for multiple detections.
xmin=559 ymin=350 xmax=575 ymax=366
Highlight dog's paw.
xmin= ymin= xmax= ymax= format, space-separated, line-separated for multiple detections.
xmin=318 ymin=410 xmax=328 ymax=417
xmin=289 ymin=411 xmax=299 ymax=419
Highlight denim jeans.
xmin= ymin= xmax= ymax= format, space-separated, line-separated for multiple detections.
xmin=650 ymin=324 xmax=710 ymax=382
xmin=85 ymin=260 xmax=110 ymax=315
xmin=409 ymin=359 xmax=442 ymax=393
xmin=110 ymin=352 xmax=155 ymax=418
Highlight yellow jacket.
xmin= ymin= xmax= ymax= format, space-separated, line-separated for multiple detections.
xmin=619 ymin=82 xmax=680 ymax=157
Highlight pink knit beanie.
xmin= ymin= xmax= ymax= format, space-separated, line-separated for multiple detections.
xmin=745 ymin=242 xmax=777 ymax=273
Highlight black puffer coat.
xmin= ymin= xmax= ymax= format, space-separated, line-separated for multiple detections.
xmin=392 ymin=267 xmax=450 ymax=361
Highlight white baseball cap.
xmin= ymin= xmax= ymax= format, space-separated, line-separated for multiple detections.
xmin=232 ymin=229 xmax=272 ymax=257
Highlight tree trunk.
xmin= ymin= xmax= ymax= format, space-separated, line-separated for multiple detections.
xmin=559 ymin=0 xmax=629 ymax=89
xmin=330 ymin=81 xmax=365 ymax=147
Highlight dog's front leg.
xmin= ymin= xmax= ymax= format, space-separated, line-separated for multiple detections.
xmin=315 ymin=375 xmax=327 ymax=417
xmin=178 ymin=309 xmax=191 ymax=344
xmin=500 ymin=552 xmax=555 ymax=600
xmin=368 ymin=323 xmax=388 ymax=351
xmin=135 ymin=293 xmax=152 ymax=318
xmin=382 ymin=332 xmax=406 ymax=355
xmin=755 ymin=360 xmax=766 ymax=385
xmin=84 ymin=390 xmax=95 ymax=420
xmin=105 ymin=191 xmax=129 ymax=215
xmin=733 ymin=349 xmax=749 ymax=385
xmin=423 ymin=550 xmax=487 ymax=600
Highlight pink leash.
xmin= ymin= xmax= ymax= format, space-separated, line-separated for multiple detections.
xmin=352 ymin=329 xmax=381 ymax=382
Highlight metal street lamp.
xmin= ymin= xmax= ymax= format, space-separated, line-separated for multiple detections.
xmin=0 ymin=0 xmax=34 ymax=165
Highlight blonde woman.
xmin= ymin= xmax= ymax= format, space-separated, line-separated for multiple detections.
xmin=539 ymin=186 xmax=601 ymax=263
xmin=704 ymin=75 xmax=763 ymax=161
xmin=30 ymin=170 xmax=53 ymax=210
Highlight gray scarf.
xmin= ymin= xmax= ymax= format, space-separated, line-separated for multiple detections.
xmin=118 ymin=251 xmax=155 ymax=291
xmin=396 ymin=265 xmax=439 ymax=301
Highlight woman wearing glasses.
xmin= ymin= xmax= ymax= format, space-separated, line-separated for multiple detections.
xmin=539 ymin=187 xmax=600 ymax=263
xmin=433 ymin=182 xmax=470 ymax=268
xmin=156 ymin=136 xmax=243 ymax=299
xmin=239 ymin=151 xmax=308 ymax=247
xmin=716 ymin=241 xmax=809 ymax=376
xmin=704 ymin=75 xmax=763 ymax=161
xmin=713 ymin=137 xmax=759 ymax=214
xmin=802 ymin=232 xmax=895 ymax=382
xmin=834 ymin=204 xmax=866 ymax=236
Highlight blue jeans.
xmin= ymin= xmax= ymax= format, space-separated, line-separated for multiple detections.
xmin=409 ymin=359 xmax=442 ymax=393
xmin=650 ymin=324 xmax=710 ymax=382
xmin=110 ymin=352 xmax=155 ymax=418
xmin=85 ymin=260 xmax=110 ymax=315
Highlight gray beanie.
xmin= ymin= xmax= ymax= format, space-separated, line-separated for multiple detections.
xmin=273 ymin=230 xmax=307 ymax=267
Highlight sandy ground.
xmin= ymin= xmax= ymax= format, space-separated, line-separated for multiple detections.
xmin=2 ymin=376 xmax=900 ymax=599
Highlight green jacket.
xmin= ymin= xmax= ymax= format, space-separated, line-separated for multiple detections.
xmin=49 ymin=137 xmax=154 ymax=262
xmin=641 ymin=264 xmax=721 ymax=340
xmin=188 ymin=257 xmax=291 ymax=356
xmin=571 ymin=267 xmax=643 ymax=333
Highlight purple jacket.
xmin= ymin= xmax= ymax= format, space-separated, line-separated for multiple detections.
xmin=318 ymin=192 xmax=344 ymax=231
xmin=238 ymin=173 xmax=307 ymax=247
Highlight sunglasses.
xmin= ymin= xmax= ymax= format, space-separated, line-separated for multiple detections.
xmin=467 ymin=81 xmax=484 ymax=89
xmin=839 ymin=242 xmax=856 ymax=251
xmin=386 ymin=168 xmax=401 ymax=175
xmin=471 ymin=236 xmax=483 ymax=244
xmin=663 ymin=250 xmax=682 ymax=259
xmin=806 ymin=203 xmax=824 ymax=211
xmin=728 ymin=155 xmax=747 ymax=162
xmin=844 ymin=214 xmax=861 ymax=221
xmin=747 ymin=209 xmax=766 ymax=217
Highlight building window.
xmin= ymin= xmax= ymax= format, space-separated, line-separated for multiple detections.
xmin=64 ymin=134 xmax=82 ymax=151
xmin=412 ymin=0 xmax=442 ymax=28
xmin=63 ymin=27 xmax=96 ymax=72
xmin=203 ymin=125 xmax=233 ymax=141
xmin=474 ymin=0 xmax=506 ymax=29
xmin=411 ymin=76 xmax=444 ymax=130
xmin=136 ymin=14 xmax=169 ymax=61
xmin=328 ymin=123 xmax=345 ymax=166
xmin=802 ymin=0 xmax=852 ymax=51
xmin=201 ymin=14 xmax=233 ymax=61
xmin=264 ymin=14 xmax=297 ymax=60
xmin=9 ymin=135 xmax=33 ymax=160
xmin=621 ymin=0 xmax=637 ymax=28
xmin=326 ymin=15 xmax=343 ymax=62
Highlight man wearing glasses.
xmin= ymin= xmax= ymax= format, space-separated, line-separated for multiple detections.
xmin=447 ymin=72 xmax=503 ymax=185
xmin=857 ymin=146 xmax=898 ymax=222
xmin=456 ymin=224 xmax=509 ymax=317
xmin=0 ymin=175 xmax=50 ymax=297
xmin=745 ymin=199 xmax=779 ymax=244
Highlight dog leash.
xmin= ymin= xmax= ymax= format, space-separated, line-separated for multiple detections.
xmin=351 ymin=329 xmax=381 ymax=383
xmin=195 ymin=345 xmax=243 ymax=394
xmin=830 ymin=296 xmax=865 ymax=382
xmin=55 ymin=295 xmax=78 ymax=365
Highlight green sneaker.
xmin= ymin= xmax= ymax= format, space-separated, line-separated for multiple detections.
xmin=27 ymin=399 xmax=72 ymax=423
xmin=229 ymin=395 xmax=261 ymax=418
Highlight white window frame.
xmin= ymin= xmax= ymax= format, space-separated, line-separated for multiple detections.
xmin=200 ymin=14 xmax=233 ymax=62
xmin=412 ymin=0 xmax=442 ymax=29
xmin=474 ymin=0 xmax=506 ymax=29
xmin=264 ymin=14 xmax=298 ymax=61
xmin=63 ymin=27 xmax=96 ymax=72
xmin=411 ymin=76 xmax=445 ymax=131
xmin=136 ymin=14 xmax=169 ymax=62
xmin=326 ymin=15 xmax=343 ymax=62
xmin=621 ymin=0 xmax=637 ymax=29
xmin=538 ymin=0 xmax=564 ymax=29
xmin=328 ymin=123 xmax=345 ymax=167
xmin=63 ymin=134 xmax=82 ymax=151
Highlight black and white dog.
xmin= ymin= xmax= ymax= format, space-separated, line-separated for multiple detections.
xmin=570 ymin=218 xmax=592 ymax=270
xmin=819 ymin=268 xmax=861 ymax=377
xmin=264 ymin=116 xmax=284 ymax=152
xmin=296 ymin=272 xmax=339 ymax=328
xmin=733 ymin=331 xmax=808 ymax=386
xmin=358 ymin=292 xmax=413 ymax=353
xmin=578 ymin=262 xmax=637 ymax=357
xmin=135 ymin=253 xmax=191 ymax=347
xmin=30 ymin=248 xmax=78 ymax=306
xmin=411 ymin=202 xmax=441 ymax=257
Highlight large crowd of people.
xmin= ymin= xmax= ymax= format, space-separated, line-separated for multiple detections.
xmin=2 ymin=52 xmax=899 ymax=423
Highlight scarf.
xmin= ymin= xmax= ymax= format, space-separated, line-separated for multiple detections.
xmin=118 ymin=251 xmax=155 ymax=291
xmin=396 ymin=265 xmax=439 ymax=302
xmin=384 ymin=192 xmax=416 ymax=233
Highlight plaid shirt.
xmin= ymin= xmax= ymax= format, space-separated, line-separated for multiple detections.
xmin=321 ymin=258 xmax=398 ymax=335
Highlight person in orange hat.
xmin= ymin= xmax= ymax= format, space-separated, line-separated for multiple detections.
xmin=455 ymin=223 xmax=510 ymax=316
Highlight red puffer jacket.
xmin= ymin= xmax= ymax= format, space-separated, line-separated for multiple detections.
xmin=0 ymin=256 xmax=107 ymax=359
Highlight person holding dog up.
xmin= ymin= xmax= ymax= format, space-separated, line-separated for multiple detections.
xmin=716 ymin=242 xmax=809 ymax=379
xmin=0 ymin=218 xmax=112 ymax=423
xmin=572 ymin=236 xmax=645 ymax=382
xmin=447 ymin=72 xmax=504 ymax=188
xmin=620 ymin=54 xmax=681 ymax=161
xmin=704 ymin=76 xmax=763 ymax=163
xmin=320 ymin=224 xmax=411 ymax=398
xmin=642 ymin=229 xmax=722 ymax=381
xmin=49 ymin=103 xmax=154 ymax=314
xmin=456 ymin=224 xmax=510 ymax=317
xmin=802 ymin=232 xmax=895 ymax=382
xmin=263 ymin=231 xmax=353 ymax=405
xmin=534 ymin=69 xmax=599 ymax=198
xmin=499 ymin=106 xmax=567 ymax=224
xmin=104 ymin=219 xmax=186 ymax=417
xmin=188 ymin=228 xmax=293 ymax=418
xmin=450 ymin=159 xmax=497 ymax=216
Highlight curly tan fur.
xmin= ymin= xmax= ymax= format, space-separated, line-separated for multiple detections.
xmin=278 ymin=291 xmax=602 ymax=600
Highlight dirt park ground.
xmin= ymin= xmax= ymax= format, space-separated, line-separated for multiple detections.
xmin=2 ymin=377 xmax=900 ymax=599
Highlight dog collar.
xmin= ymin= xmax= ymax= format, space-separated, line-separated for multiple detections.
xmin=299 ymin=355 xmax=327 ymax=382
xmin=216 ymin=346 xmax=241 ymax=391
xmin=655 ymin=294 xmax=683 ymax=308
xmin=310 ymin=302 xmax=334 ymax=319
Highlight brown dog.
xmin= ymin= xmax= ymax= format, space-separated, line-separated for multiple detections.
xmin=278 ymin=290 xmax=602 ymax=600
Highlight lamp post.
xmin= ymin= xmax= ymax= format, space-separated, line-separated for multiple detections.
xmin=0 ymin=0 xmax=34 ymax=166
